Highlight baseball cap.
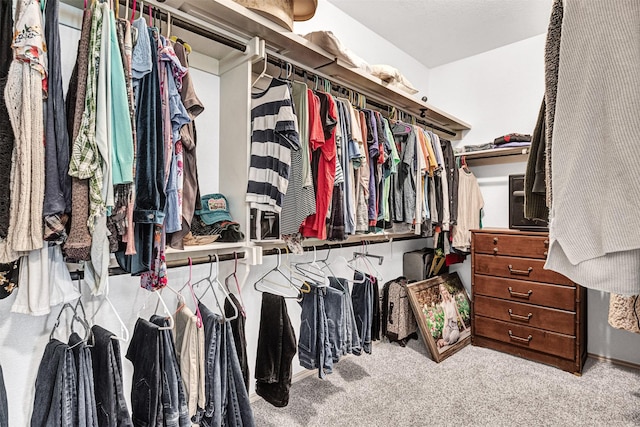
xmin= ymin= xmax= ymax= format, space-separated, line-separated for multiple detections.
xmin=196 ymin=194 xmax=233 ymax=225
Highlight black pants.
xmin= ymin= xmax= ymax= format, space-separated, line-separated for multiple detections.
xmin=225 ymin=294 xmax=249 ymax=391
xmin=126 ymin=318 xmax=162 ymax=427
xmin=255 ymin=293 xmax=297 ymax=407
xmin=90 ymin=325 xmax=132 ymax=427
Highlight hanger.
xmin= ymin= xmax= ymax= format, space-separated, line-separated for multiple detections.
xmin=137 ymin=288 xmax=175 ymax=330
xmin=292 ymin=246 xmax=327 ymax=285
xmin=198 ymin=254 xmax=239 ymax=322
xmin=251 ymin=56 xmax=268 ymax=87
xmin=50 ymin=301 xmax=92 ymax=349
xmin=177 ymin=258 xmax=203 ymax=328
xmin=253 ymin=248 xmax=308 ymax=299
xmin=90 ymin=276 xmax=130 ymax=342
xmin=224 ymin=252 xmax=246 ymax=318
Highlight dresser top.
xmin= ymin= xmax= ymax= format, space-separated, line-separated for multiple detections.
xmin=471 ymin=228 xmax=549 ymax=237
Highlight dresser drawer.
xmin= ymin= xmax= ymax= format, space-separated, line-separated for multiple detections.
xmin=474 ymin=295 xmax=575 ymax=335
xmin=474 ymin=233 xmax=549 ymax=259
xmin=473 ymin=275 xmax=576 ymax=311
xmin=474 ymin=254 xmax=573 ymax=286
xmin=474 ymin=316 xmax=576 ymax=360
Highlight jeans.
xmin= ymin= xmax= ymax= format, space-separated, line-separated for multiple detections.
xmin=324 ymin=285 xmax=345 ymax=363
xmin=225 ymin=294 xmax=249 ymax=391
xmin=298 ymin=285 xmax=333 ymax=378
xmin=222 ymin=322 xmax=255 ymax=427
xmin=31 ymin=340 xmax=77 ymax=427
xmin=0 ymin=362 xmax=7 ymax=427
xmin=90 ymin=325 xmax=132 ymax=427
xmin=197 ymin=303 xmax=223 ymax=427
xmin=329 ymin=277 xmax=361 ymax=356
xmin=69 ymin=333 xmax=98 ymax=427
xmin=352 ymin=271 xmax=373 ymax=354
xmin=150 ymin=316 xmax=190 ymax=427
xmin=126 ymin=318 xmax=162 ymax=427
xmin=255 ymin=293 xmax=297 ymax=407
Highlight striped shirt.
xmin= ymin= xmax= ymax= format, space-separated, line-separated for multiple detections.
xmin=246 ymin=78 xmax=300 ymax=213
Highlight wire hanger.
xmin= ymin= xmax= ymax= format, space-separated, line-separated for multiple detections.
xmin=253 ymin=248 xmax=308 ymax=298
xmin=292 ymin=246 xmax=327 ymax=285
xmin=90 ymin=277 xmax=130 ymax=342
xmin=224 ymin=252 xmax=246 ymax=318
xmin=198 ymin=254 xmax=239 ymax=322
xmin=177 ymin=257 xmax=203 ymax=328
xmin=50 ymin=301 xmax=92 ymax=349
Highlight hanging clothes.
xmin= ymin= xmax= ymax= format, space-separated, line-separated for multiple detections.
xmin=544 ymin=0 xmax=640 ymax=295
xmin=3 ymin=0 xmax=47 ymax=258
xmin=390 ymin=122 xmax=417 ymax=224
xmin=301 ymin=90 xmax=336 ymax=240
xmin=452 ymin=167 xmax=483 ymax=252
xmin=352 ymin=271 xmax=376 ymax=355
xmin=173 ymin=306 xmax=205 ymax=422
xmin=440 ymin=138 xmax=458 ymax=227
xmin=328 ymin=277 xmax=361 ymax=356
xmin=11 ymin=245 xmax=79 ymax=315
xmin=0 ymin=0 xmax=14 ymax=263
xmin=90 ymin=325 xmax=133 ymax=427
xmin=224 ymin=295 xmax=249 ymax=392
xmin=298 ymin=284 xmax=333 ymax=378
xmin=255 ymin=293 xmax=296 ymax=408
xmin=168 ymin=40 xmax=205 ymax=250
xmin=0 ymin=362 xmax=6 ymax=427
xmin=31 ymin=340 xmax=76 ymax=426
xmin=64 ymin=7 xmax=93 ymax=262
xmin=69 ymin=333 xmax=99 ymax=427
xmin=280 ymin=80 xmax=315 ymax=236
xmin=247 ymin=78 xmax=300 ymax=214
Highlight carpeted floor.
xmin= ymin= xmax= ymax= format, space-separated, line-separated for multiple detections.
xmin=251 ymin=339 xmax=640 ymax=426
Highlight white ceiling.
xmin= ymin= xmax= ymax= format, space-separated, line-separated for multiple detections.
xmin=326 ymin=0 xmax=554 ymax=68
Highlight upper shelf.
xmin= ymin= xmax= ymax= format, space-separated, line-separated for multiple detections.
xmin=455 ymin=146 xmax=530 ymax=165
xmin=169 ymin=0 xmax=471 ymax=139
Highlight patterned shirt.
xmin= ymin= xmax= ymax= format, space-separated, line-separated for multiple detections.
xmin=68 ymin=2 xmax=104 ymax=232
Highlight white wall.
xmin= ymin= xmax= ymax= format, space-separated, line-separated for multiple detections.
xmin=293 ymin=0 xmax=430 ymax=99
xmin=429 ymin=35 xmax=640 ymax=365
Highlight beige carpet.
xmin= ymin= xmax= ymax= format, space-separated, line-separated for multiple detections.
xmin=251 ymin=338 xmax=640 ymax=426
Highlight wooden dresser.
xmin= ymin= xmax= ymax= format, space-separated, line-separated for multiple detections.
xmin=471 ymin=229 xmax=587 ymax=374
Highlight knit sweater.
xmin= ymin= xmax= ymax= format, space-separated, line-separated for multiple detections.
xmin=544 ymin=0 xmax=640 ymax=295
xmin=3 ymin=0 xmax=47 ymax=258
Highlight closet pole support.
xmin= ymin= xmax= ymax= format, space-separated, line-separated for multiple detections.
xmin=219 ymin=36 xmax=264 ymax=74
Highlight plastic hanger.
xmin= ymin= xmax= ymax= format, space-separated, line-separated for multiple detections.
xmin=90 ymin=277 xmax=130 ymax=342
xmin=137 ymin=288 xmax=175 ymax=330
xmin=251 ymin=56 xmax=268 ymax=87
xmin=176 ymin=258 xmax=203 ymax=328
xmin=224 ymin=252 xmax=246 ymax=318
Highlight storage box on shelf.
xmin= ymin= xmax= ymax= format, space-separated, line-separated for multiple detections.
xmin=471 ymin=229 xmax=587 ymax=374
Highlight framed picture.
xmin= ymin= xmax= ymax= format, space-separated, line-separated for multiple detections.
xmin=406 ymin=273 xmax=472 ymax=362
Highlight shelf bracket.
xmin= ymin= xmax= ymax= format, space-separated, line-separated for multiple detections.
xmin=242 ymin=245 xmax=263 ymax=266
xmin=219 ymin=36 xmax=264 ymax=74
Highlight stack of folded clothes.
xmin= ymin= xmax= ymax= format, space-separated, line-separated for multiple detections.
xmin=493 ymin=133 xmax=531 ymax=148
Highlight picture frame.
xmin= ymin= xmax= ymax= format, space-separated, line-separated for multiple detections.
xmin=406 ymin=273 xmax=472 ymax=363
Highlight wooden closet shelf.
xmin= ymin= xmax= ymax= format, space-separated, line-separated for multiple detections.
xmin=455 ymin=146 xmax=530 ymax=164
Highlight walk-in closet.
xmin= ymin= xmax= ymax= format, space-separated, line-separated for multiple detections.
xmin=0 ymin=0 xmax=638 ymax=425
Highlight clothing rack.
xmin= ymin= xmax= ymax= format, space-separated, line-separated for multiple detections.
xmin=352 ymin=252 xmax=384 ymax=265
xmin=264 ymin=55 xmax=456 ymax=137
xmin=116 ymin=0 xmax=247 ymax=52
xmin=69 ymin=252 xmax=246 ymax=281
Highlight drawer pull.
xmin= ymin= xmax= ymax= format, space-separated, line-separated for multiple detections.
xmin=493 ymin=247 xmax=499 ymax=254
xmin=508 ymin=330 xmax=533 ymax=344
xmin=493 ymin=237 xmax=499 ymax=244
xmin=508 ymin=265 xmax=533 ymax=276
xmin=508 ymin=287 xmax=533 ymax=299
xmin=544 ymin=239 xmax=549 ymax=248
xmin=508 ymin=309 xmax=533 ymax=322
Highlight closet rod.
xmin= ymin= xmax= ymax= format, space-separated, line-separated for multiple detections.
xmin=117 ymin=0 xmax=246 ymax=52
xmin=265 ymin=55 xmax=456 ymax=137
xmin=260 ymin=233 xmax=421 ymax=257
xmin=69 ymin=251 xmax=246 ymax=281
